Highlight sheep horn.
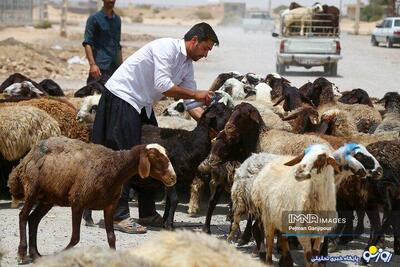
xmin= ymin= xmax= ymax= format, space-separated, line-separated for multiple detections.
xmin=282 ymin=111 xmax=300 ymax=121
xmin=273 ymin=96 xmax=285 ymax=106
xmin=284 ymin=152 xmax=305 ymax=166
xmin=319 ymin=120 xmax=329 ymax=134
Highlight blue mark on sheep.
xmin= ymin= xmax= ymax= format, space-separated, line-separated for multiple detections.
xmin=304 ymin=144 xmax=326 ymax=155
xmin=343 ymin=143 xmax=360 ymax=160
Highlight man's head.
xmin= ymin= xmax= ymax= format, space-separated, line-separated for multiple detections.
xmin=184 ymin=22 xmax=219 ymax=61
xmin=103 ymin=0 xmax=116 ymax=9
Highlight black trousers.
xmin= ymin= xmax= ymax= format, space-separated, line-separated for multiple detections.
xmin=92 ymin=89 xmax=158 ymax=220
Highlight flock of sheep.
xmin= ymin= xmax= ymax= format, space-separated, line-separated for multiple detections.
xmin=0 ymin=70 xmax=399 ymax=266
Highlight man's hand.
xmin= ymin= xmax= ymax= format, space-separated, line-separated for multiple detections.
xmin=89 ymin=64 xmax=102 ymax=79
xmin=194 ymin=90 xmax=215 ymax=106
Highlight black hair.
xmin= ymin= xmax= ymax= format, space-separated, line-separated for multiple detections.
xmin=184 ymin=22 xmax=219 ymax=46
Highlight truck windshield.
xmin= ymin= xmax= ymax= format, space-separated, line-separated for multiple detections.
xmin=395 ymin=19 xmax=400 ymax=27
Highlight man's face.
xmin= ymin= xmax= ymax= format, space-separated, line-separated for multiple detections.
xmin=188 ymin=37 xmax=214 ymax=61
xmin=103 ymin=0 xmax=116 ymax=9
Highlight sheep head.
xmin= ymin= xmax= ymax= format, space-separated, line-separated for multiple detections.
xmin=139 ymin=144 xmax=176 ymax=187
xmin=377 ymin=92 xmax=400 ymax=112
xmin=333 ymin=143 xmax=382 ymax=179
xmin=282 ymin=107 xmax=319 ymax=133
xmin=284 ymin=144 xmax=339 ymax=181
xmin=200 ymin=102 xmax=232 ymax=139
xmin=162 ymin=99 xmax=186 ymax=116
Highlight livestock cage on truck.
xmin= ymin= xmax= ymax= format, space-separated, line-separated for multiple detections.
xmin=273 ymin=12 xmax=342 ymax=76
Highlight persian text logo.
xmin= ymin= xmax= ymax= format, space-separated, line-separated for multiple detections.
xmin=362 ymin=246 xmax=393 ymax=263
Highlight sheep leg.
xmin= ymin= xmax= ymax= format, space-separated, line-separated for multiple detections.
xmin=252 ymin=219 xmax=266 ymax=261
xmin=238 ymin=215 xmax=253 ymax=246
xmin=278 ymin=235 xmax=294 ymax=267
xmin=265 ymin=224 xmax=275 ymax=265
xmin=365 ymin=204 xmax=383 ymax=249
xmin=28 ymin=203 xmax=53 ymax=260
xmin=104 ymin=204 xmax=116 ymax=249
xmin=163 ymin=185 xmax=178 ymax=230
xmin=65 ymin=207 xmax=83 ymax=249
xmin=187 ymin=176 xmax=204 ymax=216
xmin=226 ymin=204 xmax=243 ymax=242
xmin=297 ymin=236 xmax=313 ymax=267
xmin=203 ymin=184 xmax=224 ymax=234
xmin=17 ymin=199 xmax=35 ymax=264
xmin=354 ymin=209 xmax=365 ymax=238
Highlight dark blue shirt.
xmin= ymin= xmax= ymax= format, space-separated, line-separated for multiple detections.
xmin=83 ymin=9 xmax=121 ymax=71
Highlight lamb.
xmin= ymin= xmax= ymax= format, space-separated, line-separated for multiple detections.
xmin=7 ymin=136 xmax=176 ymax=263
xmin=127 ymin=230 xmax=266 ymax=267
xmin=2 ymin=98 xmax=91 ymax=142
xmin=264 ymin=73 xmax=291 ymax=100
xmin=282 ymin=3 xmax=324 ymax=36
xmin=309 ymin=79 xmax=381 ymax=133
xmin=251 ymin=144 xmax=339 ymax=266
xmin=374 ymin=92 xmax=400 ymax=134
xmin=227 ymin=153 xmax=280 ymax=242
xmin=338 ymin=88 xmax=373 ymax=107
xmin=76 ymin=94 xmax=102 ymax=123
xmin=218 ymin=77 xmax=247 ymax=100
xmin=208 ymin=71 xmax=242 ymax=92
xmin=140 ymin=103 xmax=232 ymax=225
xmin=0 ymin=73 xmax=44 ymax=94
xmin=3 ymin=81 xmax=44 ymax=98
xmin=0 ymin=106 xmax=61 ymax=199
xmin=208 ymin=103 xmax=331 ymax=167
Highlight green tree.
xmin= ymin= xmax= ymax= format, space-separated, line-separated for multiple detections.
xmin=361 ymin=4 xmax=384 ymax=21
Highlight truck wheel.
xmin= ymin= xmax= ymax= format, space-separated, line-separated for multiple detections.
xmin=387 ymin=37 xmax=393 ymax=48
xmin=330 ymin=63 xmax=338 ymax=76
xmin=371 ymin=35 xmax=379 ymax=46
xmin=276 ymin=62 xmax=285 ymax=74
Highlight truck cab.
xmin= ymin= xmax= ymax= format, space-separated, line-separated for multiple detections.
xmin=273 ymin=11 xmax=342 ymax=76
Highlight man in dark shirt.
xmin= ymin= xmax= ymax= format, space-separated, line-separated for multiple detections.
xmin=83 ymin=0 xmax=122 ymax=85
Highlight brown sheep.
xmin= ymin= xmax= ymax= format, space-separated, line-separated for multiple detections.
xmin=8 ymin=137 xmax=176 ymax=264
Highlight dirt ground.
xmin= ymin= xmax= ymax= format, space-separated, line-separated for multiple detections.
xmin=0 ymin=5 xmax=398 ymax=267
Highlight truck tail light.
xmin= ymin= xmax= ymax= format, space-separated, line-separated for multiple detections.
xmin=394 ymin=31 xmax=400 ymax=36
xmin=280 ymin=40 xmax=285 ymax=53
xmin=336 ymin=41 xmax=341 ymax=54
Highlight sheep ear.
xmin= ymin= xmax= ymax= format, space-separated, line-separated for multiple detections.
xmin=282 ymin=111 xmax=300 ymax=121
xmin=284 ymin=152 xmax=305 ymax=166
xmin=138 ymin=150 xmax=151 ymax=178
xmin=327 ymin=157 xmax=341 ymax=173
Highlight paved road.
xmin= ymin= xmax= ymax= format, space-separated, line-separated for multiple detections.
xmin=123 ymin=23 xmax=400 ymax=98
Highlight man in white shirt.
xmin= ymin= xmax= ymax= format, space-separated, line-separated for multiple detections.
xmin=84 ymin=22 xmax=219 ymax=234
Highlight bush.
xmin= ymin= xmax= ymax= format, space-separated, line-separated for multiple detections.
xmin=194 ymin=10 xmax=213 ymax=20
xmin=34 ymin=20 xmax=52 ymax=29
xmin=153 ymin=8 xmax=160 ymax=14
xmin=136 ymin=4 xmax=152 ymax=9
xmin=361 ymin=4 xmax=384 ymax=22
xmin=132 ymin=15 xmax=143 ymax=23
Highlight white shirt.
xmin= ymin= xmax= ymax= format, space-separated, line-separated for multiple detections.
xmin=105 ymin=38 xmax=197 ymax=118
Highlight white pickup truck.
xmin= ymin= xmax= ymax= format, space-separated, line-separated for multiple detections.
xmin=273 ymin=12 xmax=342 ymax=76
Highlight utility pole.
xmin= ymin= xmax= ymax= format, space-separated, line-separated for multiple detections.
xmin=60 ymin=0 xmax=68 ymax=37
xmin=354 ymin=0 xmax=361 ymax=35
xmin=268 ymin=0 xmax=272 ymax=17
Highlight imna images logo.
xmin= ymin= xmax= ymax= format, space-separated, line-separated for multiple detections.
xmin=362 ymin=245 xmax=393 ymax=263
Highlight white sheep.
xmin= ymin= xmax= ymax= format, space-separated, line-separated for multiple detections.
xmin=157 ymin=116 xmax=197 ymax=131
xmin=283 ymin=4 xmax=324 ymax=36
xmin=76 ymin=94 xmax=102 ymax=123
xmin=255 ymin=82 xmax=273 ymax=103
xmin=127 ymin=230 xmax=266 ymax=267
xmin=3 ymin=81 xmax=44 ymax=97
xmin=251 ymin=144 xmax=338 ymax=266
xmin=228 ymin=153 xmax=280 ymax=241
xmin=219 ymin=78 xmax=247 ymax=100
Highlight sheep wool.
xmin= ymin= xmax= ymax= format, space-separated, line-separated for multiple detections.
xmin=0 ymin=106 xmax=61 ymax=161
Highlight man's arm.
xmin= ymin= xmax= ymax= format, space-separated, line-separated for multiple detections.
xmin=84 ymin=44 xmax=101 ymax=79
xmin=163 ymin=85 xmax=213 ymax=105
